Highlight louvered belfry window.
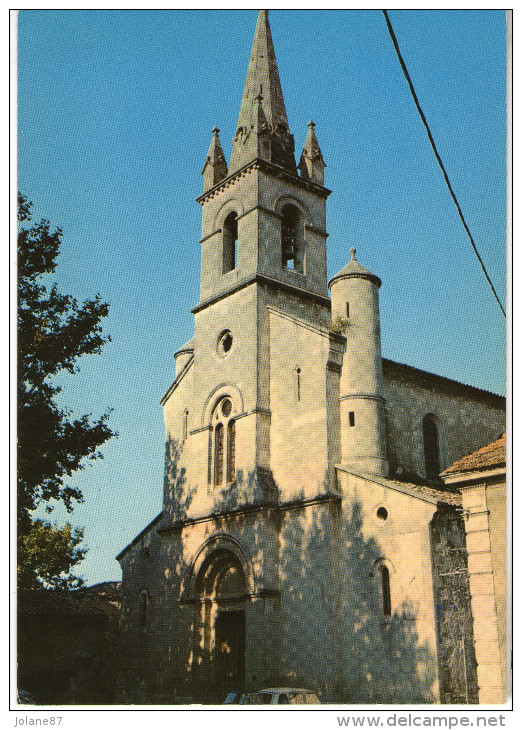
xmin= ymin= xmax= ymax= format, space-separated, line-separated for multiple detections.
xmin=281 ymin=204 xmax=299 ymax=269
xmin=223 ymin=212 xmax=238 ymax=273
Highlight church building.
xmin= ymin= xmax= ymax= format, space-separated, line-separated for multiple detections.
xmin=117 ymin=11 xmax=505 ymax=704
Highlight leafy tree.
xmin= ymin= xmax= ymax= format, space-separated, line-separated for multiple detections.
xmin=17 ymin=194 xmax=115 ymax=589
xmin=18 ymin=519 xmax=87 ymax=591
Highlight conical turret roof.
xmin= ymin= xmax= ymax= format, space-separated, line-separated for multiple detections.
xmin=328 ymin=248 xmax=381 ymax=289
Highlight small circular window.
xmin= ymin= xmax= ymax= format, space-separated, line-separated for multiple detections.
xmin=376 ymin=506 xmax=388 ymax=522
xmin=217 ymin=330 xmax=233 ymax=357
xmin=221 ymin=399 xmax=232 ymax=417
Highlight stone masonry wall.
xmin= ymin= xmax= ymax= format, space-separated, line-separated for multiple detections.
xmin=430 ymin=507 xmax=479 ymax=704
xmin=382 ymin=362 xmax=505 ymax=481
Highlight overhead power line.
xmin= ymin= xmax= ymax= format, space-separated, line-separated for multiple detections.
xmin=382 ymin=9 xmax=506 ymax=318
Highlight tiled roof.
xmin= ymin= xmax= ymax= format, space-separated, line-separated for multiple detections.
xmin=376 ymin=475 xmax=462 ymax=507
xmin=338 ymin=467 xmax=462 ymax=507
xmin=399 ymin=480 xmax=462 ymax=506
xmin=441 ymin=433 xmax=506 ymax=476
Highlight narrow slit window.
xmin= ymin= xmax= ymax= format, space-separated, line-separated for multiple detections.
xmin=346 ymin=302 xmax=350 ymax=318
xmin=139 ymin=591 xmax=148 ymax=627
xmin=182 ymin=410 xmax=188 ymax=441
xmin=379 ymin=565 xmax=391 ymax=617
xmin=296 ymin=368 xmax=301 ymax=401
xmin=423 ymin=414 xmax=440 ymax=479
xmin=349 ymin=411 xmax=355 ymax=427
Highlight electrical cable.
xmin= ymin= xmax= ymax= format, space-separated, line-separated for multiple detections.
xmin=382 ymin=9 xmax=506 ymax=318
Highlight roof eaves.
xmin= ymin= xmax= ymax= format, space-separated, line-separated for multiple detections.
xmin=160 ymin=355 xmax=194 ymax=405
xmin=336 ymin=465 xmax=461 ymax=507
xmin=116 ymin=512 xmax=164 ymax=561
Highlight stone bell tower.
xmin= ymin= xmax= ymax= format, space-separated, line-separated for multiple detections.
xmin=197 ymin=9 xmax=330 ymax=305
xmin=186 ymin=9 xmax=332 ymax=502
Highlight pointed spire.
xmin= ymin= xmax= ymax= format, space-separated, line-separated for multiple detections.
xmin=298 ymin=120 xmax=326 ymax=185
xmin=229 ymin=10 xmax=296 ymax=174
xmin=202 ymin=126 xmax=228 ymax=192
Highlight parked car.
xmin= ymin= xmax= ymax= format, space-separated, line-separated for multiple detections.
xmin=17 ymin=689 xmax=37 ymax=705
xmin=248 ymin=688 xmax=321 ymax=705
xmin=224 ymin=691 xmax=248 ymax=704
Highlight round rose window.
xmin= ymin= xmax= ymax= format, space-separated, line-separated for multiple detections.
xmin=217 ymin=330 xmax=233 ymax=356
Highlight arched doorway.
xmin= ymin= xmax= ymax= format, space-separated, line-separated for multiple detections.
xmin=195 ymin=550 xmax=246 ymax=700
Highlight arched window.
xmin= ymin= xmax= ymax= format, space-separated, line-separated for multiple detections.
xmin=214 ymin=423 xmax=224 ymax=485
xmin=379 ymin=564 xmax=391 ymax=617
xmin=227 ymin=420 xmax=236 ymax=483
xmin=281 ymin=204 xmax=300 ymax=271
xmin=423 ymin=414 xmax=440 ymax=480
xmin=223 ymin=212 xmax=238 ymax=273
xmin=211 ymin=398 xmax=237 ymax=486
xmin=139 ymin=590 xmax=148 ymax=628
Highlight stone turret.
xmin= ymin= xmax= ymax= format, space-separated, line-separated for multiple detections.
xmin=298 ymin=120 xmax=326 ymax=185
xmin=202 ymin=127 xmax=228 ymax=192
xmin=329 ymin=248 xmax=388 ymax=476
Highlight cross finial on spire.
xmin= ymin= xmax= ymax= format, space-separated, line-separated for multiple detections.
xmin=212 ymin=126 xmax=220 ymax=136
xmin=308 ymin=120 xmax=316 ymax=129
xmin=350 ymin=247 xmax=356 ymax=260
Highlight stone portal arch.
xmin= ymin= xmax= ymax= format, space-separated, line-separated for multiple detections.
xmin=191 ymin=544 xmax=248 ymax=701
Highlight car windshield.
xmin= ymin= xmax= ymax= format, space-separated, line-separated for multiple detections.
xmin=252 ymin=693 xmax=273 ymax=704
xmin=224 ymin=692 xmax=241 ymax=704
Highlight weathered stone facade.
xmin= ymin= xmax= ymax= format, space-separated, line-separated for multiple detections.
xmin=383 ymin=360 xmax=505 ymax=483
xmin=441 ymin=435 xmax=507 ymax=704
xmin=117 ymin=11 xmax=505 ymax=705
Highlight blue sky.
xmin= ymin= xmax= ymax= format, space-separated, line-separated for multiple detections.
xmin=18 ymin=9 xmax=507 ymax=586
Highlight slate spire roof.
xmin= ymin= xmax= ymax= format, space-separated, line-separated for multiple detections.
xmin=229 ymin=10 xmax=297 ymax=175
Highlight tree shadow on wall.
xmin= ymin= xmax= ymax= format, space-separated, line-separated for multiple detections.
xmin=276 ymin=500 xmax=437 ymax=703
xmin=122 ymin=441 xmax=438 ymax=704
xmin=163 ymin=438 xmax=197 ymax=522
xmin=117 ymin=437 xmax=197 ymax=704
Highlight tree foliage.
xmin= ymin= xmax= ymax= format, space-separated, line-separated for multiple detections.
xmin=18 ymin=519 xmax=87 ymax=591
xmin=17 ymin=194 xmax=115 ymax=588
